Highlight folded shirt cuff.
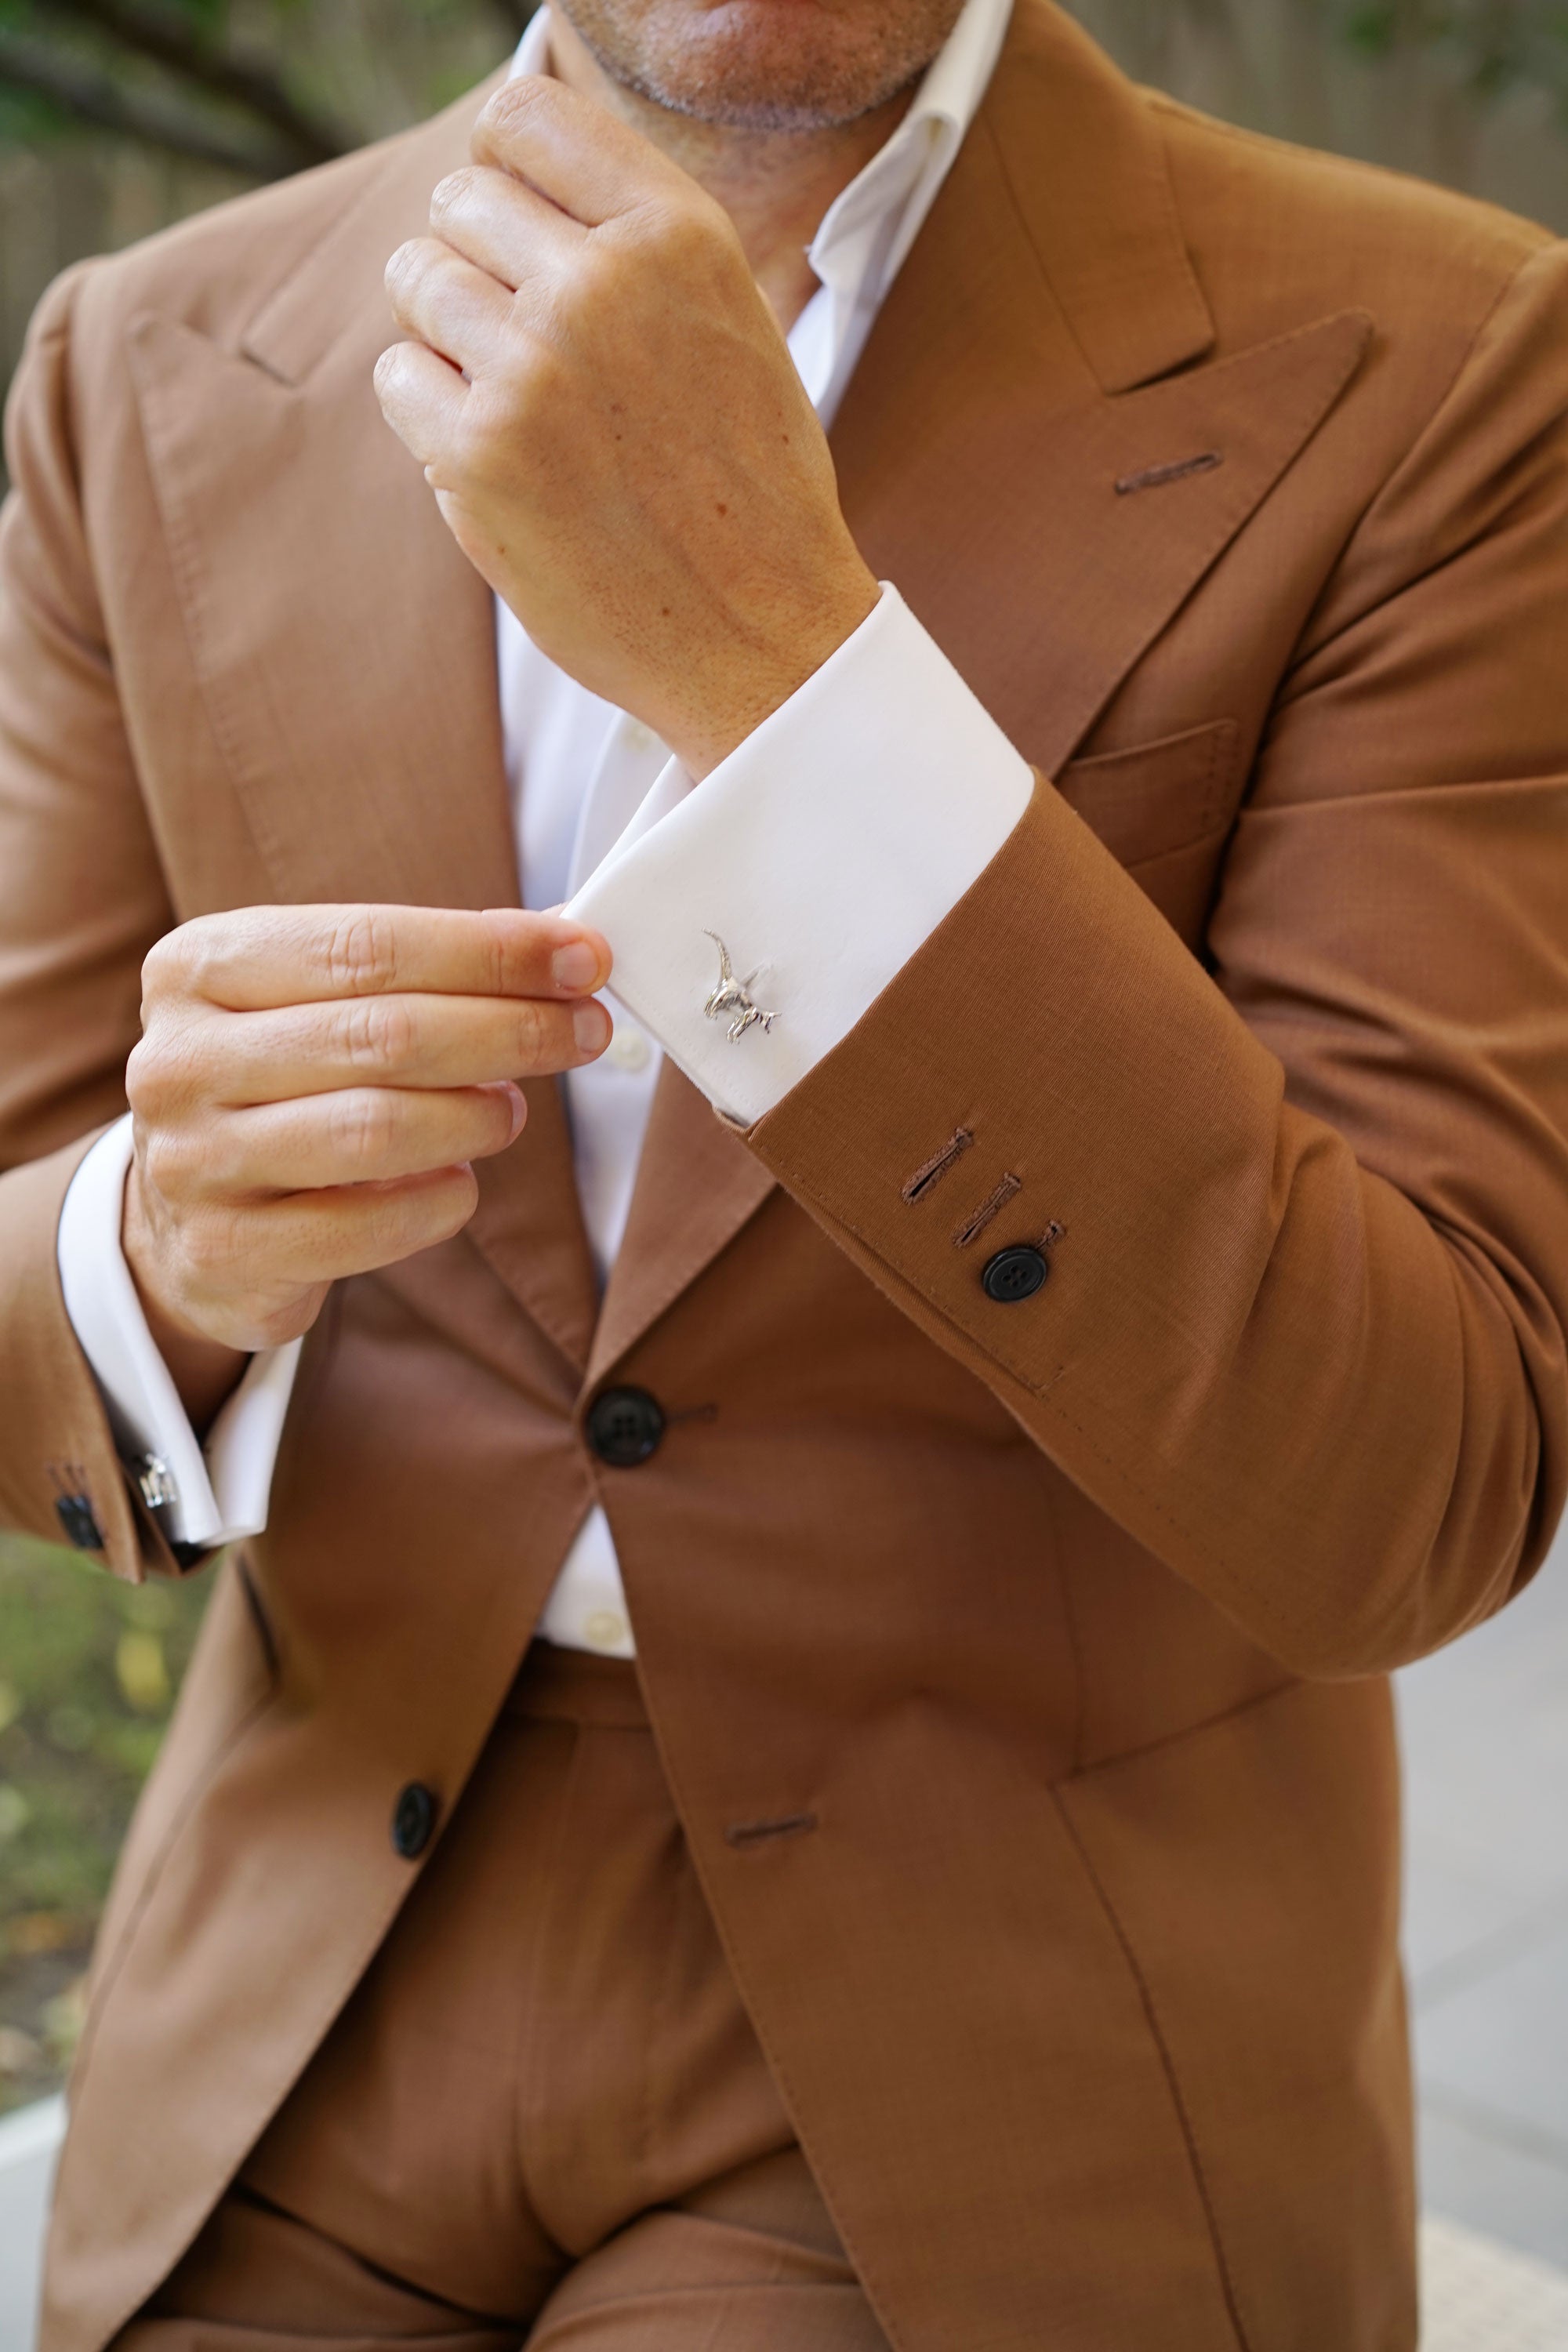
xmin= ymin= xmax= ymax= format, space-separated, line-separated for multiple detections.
xmin=56 ymin=1114 xmax=302 ymax=1551
xmin=564 ymin=583 xmax=1033 ymax=1126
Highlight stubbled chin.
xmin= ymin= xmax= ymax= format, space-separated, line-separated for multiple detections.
xmin=561 ymin=0 xmax=938 ymax=133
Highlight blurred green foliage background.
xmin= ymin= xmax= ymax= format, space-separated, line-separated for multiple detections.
xmin=0 ymin=0 xmax=532 ymax=176
xmin=0 ymin=0 xmax=1565 ymax=2118
xmin=0 ymin=1539 xmax=209 ymax=2113
xmin=0 ymin=0 xmax=534 ymax=413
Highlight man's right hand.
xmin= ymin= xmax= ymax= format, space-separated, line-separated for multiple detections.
xmin=122 ymin=904 xmax=612 ymax=1423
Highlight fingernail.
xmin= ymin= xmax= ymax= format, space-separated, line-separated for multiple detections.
xmin=553 ymin=941 xmax=601 ymax=992
xmin=504 ymin=1082 xmax=527 ymax=1139
xmin=574 ymin=1001 xmax=610 ymax=1054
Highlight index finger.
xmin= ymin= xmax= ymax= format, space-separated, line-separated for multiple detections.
xmin=149 ymin=904 xmax=612 ymax=1014
xmin=470 ymin=74 xmax=694 ymax=230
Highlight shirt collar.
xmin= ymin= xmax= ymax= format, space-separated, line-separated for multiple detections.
xmin=510 ymin=6 xmax=554 ymax=77
xmin=807 ymin=0 xmax=1011 ymax=294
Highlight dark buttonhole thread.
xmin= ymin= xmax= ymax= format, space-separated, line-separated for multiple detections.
xmin=663 ymin=1402 xmax=719 ymax=1429
xmin=902 ymin=1127 xmax=973 ymax=1204
xmin=953 ymin=1173 xmax=1022 ymax=1249
xmin=724 ymin=1811 xmax=819 ymax=1850
xmin=1115 ymin=450 xmax=1224 ymax=496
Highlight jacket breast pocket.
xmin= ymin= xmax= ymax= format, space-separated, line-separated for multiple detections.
xmin=1054 ymin=720 xmax=1241 ymax=943
xmin=1054 ymin=719 xmax=1240 ymax=868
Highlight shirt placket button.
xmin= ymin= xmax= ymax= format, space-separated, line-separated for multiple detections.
xmin=604 ymin=1024 xmax=652 ymax=1073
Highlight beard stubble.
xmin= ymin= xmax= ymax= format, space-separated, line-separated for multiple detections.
xmin=548 ymin=0 xmax=968 ymax=132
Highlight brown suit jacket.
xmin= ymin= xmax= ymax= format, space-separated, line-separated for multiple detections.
xmin=3 ymin=5 xmax=1567 ymax=2347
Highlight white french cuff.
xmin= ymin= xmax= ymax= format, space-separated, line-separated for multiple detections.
xmin=563 ymin=584 xmax=1034 ymax=1126
xmin=56 ymin=1115 xmax=303 ymax=1552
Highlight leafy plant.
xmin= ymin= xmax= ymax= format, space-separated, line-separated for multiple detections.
xmin=0 ymin=1532 xmax=212 ymax=2110
xmin=1328 ymin=2 xmax=1568 ymax=110
xmin=0 ymin=0 xmax=532 ymax=179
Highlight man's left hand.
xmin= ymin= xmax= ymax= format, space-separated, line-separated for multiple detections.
xmin=376 ymin=77 xmax=880 ymax=779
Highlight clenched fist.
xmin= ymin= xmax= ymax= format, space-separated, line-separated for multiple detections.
xmin=123 ymin=904 xmax=612 ymax=1420
xmin=375 ymin=74 xmax=880 ymax=780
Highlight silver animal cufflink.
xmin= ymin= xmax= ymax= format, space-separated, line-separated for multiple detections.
xmin=702 ymin=932 xmax=777 ymax=1043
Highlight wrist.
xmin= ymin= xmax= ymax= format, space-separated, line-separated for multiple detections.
xmin=672 ymin=560 xmax=880 ymax=781
xmin=123 ymin=1163 xmax=250 ymax=1433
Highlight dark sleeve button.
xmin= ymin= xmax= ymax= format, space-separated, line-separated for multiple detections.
xmin=54 ymin=1493 xmax=104 ymax=1552
xmin=982 ymin=1244 xmax=1049 ymax=1304
xmin=586 ymin=1386 xmax=666 ymax=1467
xmin=391 ymin=1782 xmax=438 ymax=1860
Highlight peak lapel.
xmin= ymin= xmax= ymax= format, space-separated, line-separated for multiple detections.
xmin=830 ymin=0 xmax=1371 ymax=782
xmin=586 ymin=1062 xmax=775 ymax=1391
xmin=129 ymin=74 xmax=598 ymax=1370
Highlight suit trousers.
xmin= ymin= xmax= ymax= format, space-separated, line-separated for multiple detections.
xmin=109 ymin=1643 xmax=889 ymax=2350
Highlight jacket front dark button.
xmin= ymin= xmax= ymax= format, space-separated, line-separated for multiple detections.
xmin=391 ymin=1782 xmax=438 ymax=1860
xmin=586 ymin=1386 xmax=666 ymax=1468
xmin=982 ymin=1244 xmax=1049 ymax=1304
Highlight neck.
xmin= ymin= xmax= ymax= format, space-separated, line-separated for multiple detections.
xmin=546 ymin=13 xmax=918 ymax=332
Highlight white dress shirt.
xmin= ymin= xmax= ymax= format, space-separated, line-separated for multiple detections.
xmin=56 ymin=0 xmax=1033 ymax=1656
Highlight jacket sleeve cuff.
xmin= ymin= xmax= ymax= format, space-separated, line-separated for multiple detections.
xmin=563 ymin=584 xmax=1034 ymax=1124
xmin=56 ymin=1114 xmax=301 ymax=1551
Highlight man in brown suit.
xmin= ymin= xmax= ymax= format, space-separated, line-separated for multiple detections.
xmin=2 ymin=0 xmax=1566 ymax=2343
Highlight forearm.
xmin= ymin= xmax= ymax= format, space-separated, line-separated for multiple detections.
xmin=742 ymin=776 xmax=1552 ymax=1679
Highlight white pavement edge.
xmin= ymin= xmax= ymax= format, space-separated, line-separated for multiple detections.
xmin=3 ymin=2106 xmax=1568 ymax=2350
xmin=1421 ymin=2214 xmax=1568 ymax=2349
xmin=0 ymin=2098 xmax=62 ymax=2352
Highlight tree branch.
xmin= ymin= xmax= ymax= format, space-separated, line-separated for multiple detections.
xmin=51 ymin=0 xmax=350 ymax=166
xmin=0 ymin=34 xmax=303 ymax=180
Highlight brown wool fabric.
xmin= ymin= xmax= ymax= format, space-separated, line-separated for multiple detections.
xmin=2 ymin=2 xmax=1566 ymax=2347
xmin=112 ymin=1650 xmax=887 ymax=2351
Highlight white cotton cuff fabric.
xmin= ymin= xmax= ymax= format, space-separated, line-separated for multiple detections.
xmin=564 ymin=585 xmax=1034 ymax=1126
xmin=56 ymin=1114 xmax=303 ymax=1550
